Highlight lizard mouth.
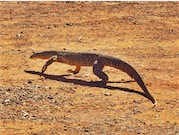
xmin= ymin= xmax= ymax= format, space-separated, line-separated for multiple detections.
xmin=30 ymin=53 xmax=38 ymax=59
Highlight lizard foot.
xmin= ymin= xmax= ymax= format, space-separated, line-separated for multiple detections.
xmin=42 ymin=66 xmax=47 ymax=73
xmin=90 ymin=80 xmax=107 ymax=86
xmin=67 ymin=69 xmax=78 ymax=75
xmin=99 ymin=80 xmax=107 ymax=86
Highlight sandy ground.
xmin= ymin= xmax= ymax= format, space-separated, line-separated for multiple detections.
xmin=0 ymin=2 xmax=179 ymax=135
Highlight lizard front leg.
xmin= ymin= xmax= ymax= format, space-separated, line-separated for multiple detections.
xmin=67 ymin=65 xmax=81 ymax=75
xmin=42 ymin=55 xmax=58 ymax=73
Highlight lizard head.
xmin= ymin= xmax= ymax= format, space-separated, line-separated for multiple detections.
xmin=30 ymin=51 xmax=58 ymax=59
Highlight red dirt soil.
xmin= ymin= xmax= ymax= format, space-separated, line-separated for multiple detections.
xmin=0 ymin=2 xmax=179 ymax=135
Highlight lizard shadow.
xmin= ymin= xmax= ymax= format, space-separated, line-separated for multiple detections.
xmin=24 ymin=70 xmax=148 ymax=100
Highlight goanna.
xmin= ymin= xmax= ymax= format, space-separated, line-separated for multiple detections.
xmin=30 ymin=51 xmax=156 ymax=106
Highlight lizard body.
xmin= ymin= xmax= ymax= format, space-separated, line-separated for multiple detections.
xmin=30 ymin=51 xmax=156 ymax=105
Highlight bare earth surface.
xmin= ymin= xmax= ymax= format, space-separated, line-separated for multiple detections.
xmin=0 ymin=2 xmax=179 ymax=135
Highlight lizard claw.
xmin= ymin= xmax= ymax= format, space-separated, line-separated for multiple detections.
xmin=67 ymin=69 xmax=78 ymax=75
xmin=67 ymin=69 xmax=75 ymax=75
xmin=67 ymin=69 xmax=73 ymax=73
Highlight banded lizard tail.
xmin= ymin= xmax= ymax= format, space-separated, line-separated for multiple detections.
xmin=30 ymin=51 xmax=156 ymax=106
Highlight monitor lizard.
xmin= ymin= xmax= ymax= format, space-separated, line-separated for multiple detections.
xmin=30 ymin=51 xmax=156 ymax=106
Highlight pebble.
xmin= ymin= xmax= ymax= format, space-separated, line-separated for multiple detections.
xmin=2 ymin=99 xmax=12 ymax=105
xmin=22 ymin=110 xmax=29 ymax=117
xmin=28 ymin=80 xmax=32 ymax=84
xmin=66 ymin=22 xmax=73 ymax=26
xmin=16 ymin=33 xmax=22 ymax=38
xmin=104 ymin=92 xmax=112 ymax=96
xmin=48 ymin=96 xmax=53 ymax=100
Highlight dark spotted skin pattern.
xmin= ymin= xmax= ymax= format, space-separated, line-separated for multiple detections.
xmin=30 ymin=51 xmax=156 ymax=105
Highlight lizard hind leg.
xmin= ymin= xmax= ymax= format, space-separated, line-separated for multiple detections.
xmin=67 ymin=65 xmax=81 ymax=75
xmin=93 ymin=58 xmax=109 ymax=84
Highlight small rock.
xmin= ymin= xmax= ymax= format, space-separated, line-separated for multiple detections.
xmin=4 ymin=99 xmax=11 ymax=103
xmin=35 ymin=85 xmax=41 ymax=88
xmin=2 ymin=99 xmax=12 ymax=105
xmin=78 ymin=36 xmax=82 ymax=41
xmin=66 ymin=22 xmax=73 ymax=26
xmin=54 ymin=24 xmax=58 ymax=28
xmin=132 ymin=109 xmax=142 ymax=114
xmin=6 ymin=88 xmax=11 ymax=92
xmin=104 ymin=92 xmax=112 ymax=96
xmin=22 ymin=110 xmax=29 ymax=117
xmin=44 ymin=86 xmax=49 ymax=89
xmin=28 ymin=80 xmax=32 ymax=84
xmin=16 ymin=33 xmax=22 ymax=38
xmin=48 ymin=96 xmax=53 ymax=100
xmin=69 ymin=88 xmax=75 ymax=93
